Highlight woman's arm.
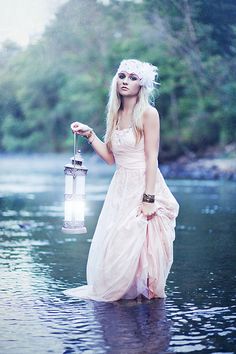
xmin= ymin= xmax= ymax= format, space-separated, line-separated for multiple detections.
xmin=71 ymin=122 xmax=115 ymax=165
xmin=87 ymin=131 xmax=115 ymax=165
xmin=143 ymin=106 xmax=160 ymax=194
xmin=138 ymin=106 xmax=160 ymax=219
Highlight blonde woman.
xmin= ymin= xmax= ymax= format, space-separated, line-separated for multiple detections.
xmin=64 ymin=59 xmax=179 ymax=302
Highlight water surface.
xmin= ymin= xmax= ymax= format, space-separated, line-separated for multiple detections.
xmin=0 ymin=154 xmax=235 ymax=353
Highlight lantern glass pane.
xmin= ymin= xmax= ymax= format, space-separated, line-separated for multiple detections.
xmin=65 ymin=175 xmax=73 ymax=194
xmin=76 ymin=175 xmax=85 ymax=195
xmin=64 ymin=200 xmax=73 ymax=221
xmin=74 ymin=199 xmax=85 ymax=222
xmin=64 ymin=199 xmax=85 ymax=222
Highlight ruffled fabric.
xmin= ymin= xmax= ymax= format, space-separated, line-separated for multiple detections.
xmin=63 ymin=128 xmax=179 ymax=302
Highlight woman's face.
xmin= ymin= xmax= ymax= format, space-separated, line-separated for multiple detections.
xmin=117 ymin=71 xmax=141 ymax=97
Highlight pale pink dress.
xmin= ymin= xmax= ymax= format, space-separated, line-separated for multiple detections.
xmin=64 ymin=127 xmax=179 ymax=302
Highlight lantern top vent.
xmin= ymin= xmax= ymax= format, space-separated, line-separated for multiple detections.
xmin=64 ymin=149 xmax=87 ymax=173
xmin=71 ymin=149 xmax=83 ymax=166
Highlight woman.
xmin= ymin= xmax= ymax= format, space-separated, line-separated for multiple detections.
xmin=64 ymin=59 xmax=179 ymax=302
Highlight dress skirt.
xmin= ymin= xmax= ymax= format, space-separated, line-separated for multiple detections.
xmin=64 ymin=128 xmax=179 ymax=302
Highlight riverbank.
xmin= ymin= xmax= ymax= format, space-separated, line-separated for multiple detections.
xmin=0 ymin=143 xmax=235 ymax=181
xmin=160 ymin=143 xmax=236 ymax=181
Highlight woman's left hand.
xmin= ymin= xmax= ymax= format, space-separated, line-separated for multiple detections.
xmin=137 ymin=202 xmax=157 ymax=220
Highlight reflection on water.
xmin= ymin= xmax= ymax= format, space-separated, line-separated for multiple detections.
xmin=37 ymin=297 xmax=171 ymax=354
xmin=0 ymin=154 xmax=235 ymax=353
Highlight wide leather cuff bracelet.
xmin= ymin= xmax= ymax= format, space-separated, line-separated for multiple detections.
xmin=142 ymin=193 xmax=155 ymax=203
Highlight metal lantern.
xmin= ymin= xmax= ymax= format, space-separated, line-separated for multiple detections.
xmin=62 ymin=133 xmax=88 ymax=234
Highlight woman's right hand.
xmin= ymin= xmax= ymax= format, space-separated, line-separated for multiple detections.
xmin=70 ymin=121 xmax=92 ymax=137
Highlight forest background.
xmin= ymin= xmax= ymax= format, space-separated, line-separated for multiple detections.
xmin=0 ymin=0 xmax=235 ymax=162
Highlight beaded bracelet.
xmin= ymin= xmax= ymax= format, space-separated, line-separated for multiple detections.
xmin=88 ymin=135 xmax=95 ymax=145
xmin=84 ymin=130 xmax=94 ymax=144
xmin=87 ymin=130 xmax=95 ymax=145
xmin=142 ymin=193 xmax=155 ymax=203
xmin=85 ymin=130 xmax=93 ymax=139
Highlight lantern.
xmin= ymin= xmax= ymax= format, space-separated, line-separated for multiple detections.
xmin=62 ymin=133 xmax=88 ymax=234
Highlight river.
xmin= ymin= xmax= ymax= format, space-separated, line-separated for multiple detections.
xmin=0 ymin=154 xmax=235 ymax=353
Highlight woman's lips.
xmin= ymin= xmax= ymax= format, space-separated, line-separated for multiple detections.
xmin=121 ymin=86 xmax=129 ymax=90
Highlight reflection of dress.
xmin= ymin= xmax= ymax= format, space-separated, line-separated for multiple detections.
xmin=64 ymin=128 xmax=179 ymax=302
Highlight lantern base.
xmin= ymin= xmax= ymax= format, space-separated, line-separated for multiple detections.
xmin=62 ymin=226 xmax=87 ymax=234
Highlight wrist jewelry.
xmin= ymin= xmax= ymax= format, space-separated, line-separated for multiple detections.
xmin=142 ymin=193 xmax=155 ymax=203
xmin=85 ymin=129 xmax=93 ymax=139
xmin=87 ymin=130 xmax=95 ymax=145
xmin=84 ymin=129 xmax=93 ymax=143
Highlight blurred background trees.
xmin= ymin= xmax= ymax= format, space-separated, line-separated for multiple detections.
xmin=0 ymin=0 xmax=235 ymax=161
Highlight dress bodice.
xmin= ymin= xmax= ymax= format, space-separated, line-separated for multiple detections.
xmin=111 ymin=128 xmax=146 ymax=170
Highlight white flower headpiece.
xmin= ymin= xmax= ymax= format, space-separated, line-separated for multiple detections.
xmin=117 ymin=59 xmax=158 ymax=90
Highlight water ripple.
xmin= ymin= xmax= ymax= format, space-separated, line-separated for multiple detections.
xmin=0 ymin=156 xmax=236 ymax=353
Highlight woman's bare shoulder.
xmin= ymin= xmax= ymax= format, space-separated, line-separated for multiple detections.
xmin=143 ymin=106 xmax=160 ymax=126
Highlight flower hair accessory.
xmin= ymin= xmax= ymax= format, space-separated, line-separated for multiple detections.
xmin=117 ymin=59 xmax=158 ymax=90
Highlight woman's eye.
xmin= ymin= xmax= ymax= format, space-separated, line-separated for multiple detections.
xmin=118 ymin=73 xmax=126 ymax=79
xmin=130 ymin=76 xmax=138 ymax=81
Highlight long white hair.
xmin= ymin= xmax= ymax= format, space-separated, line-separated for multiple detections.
xmin=104 ymin=73 xmax=155 ymax=149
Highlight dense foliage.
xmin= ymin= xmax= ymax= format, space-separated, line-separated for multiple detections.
xmin=0 ymin=0 xmax=235 ymax=160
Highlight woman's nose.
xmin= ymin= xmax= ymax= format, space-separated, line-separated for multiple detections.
xmin=123 ymin=76 xmax=128 ymax=84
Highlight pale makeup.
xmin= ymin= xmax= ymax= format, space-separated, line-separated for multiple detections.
xmin=117 ymin=71 xmax=141 ymax=97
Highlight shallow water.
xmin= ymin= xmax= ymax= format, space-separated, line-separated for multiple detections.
xmin=0 ymin=154 xmax=235 ymax=354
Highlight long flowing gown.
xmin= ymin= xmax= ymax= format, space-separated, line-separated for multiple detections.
xmin=63 ymin=127 xmax=179 ymax=302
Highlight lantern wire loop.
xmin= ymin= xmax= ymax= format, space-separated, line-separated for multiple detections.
xmin=73 ymin=132 xmax=78 ymax=178
xmin=72 ymin=133 xmax=78 ymax=178
xmin=73 ymin=133 xmax=76 ymax=170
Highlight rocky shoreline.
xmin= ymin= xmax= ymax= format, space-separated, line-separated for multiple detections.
xmin=0 ymin=144 xmax=235 ymax=181
xmin=160 ymin=144 xmax=236 ymax=181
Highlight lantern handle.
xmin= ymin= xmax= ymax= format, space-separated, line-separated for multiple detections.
xmin=73 ymin=132 xmax=77 ymax=170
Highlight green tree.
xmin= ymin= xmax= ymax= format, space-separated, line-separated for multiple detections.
xmin=0 ymin=0 xmax=235 ymax=158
